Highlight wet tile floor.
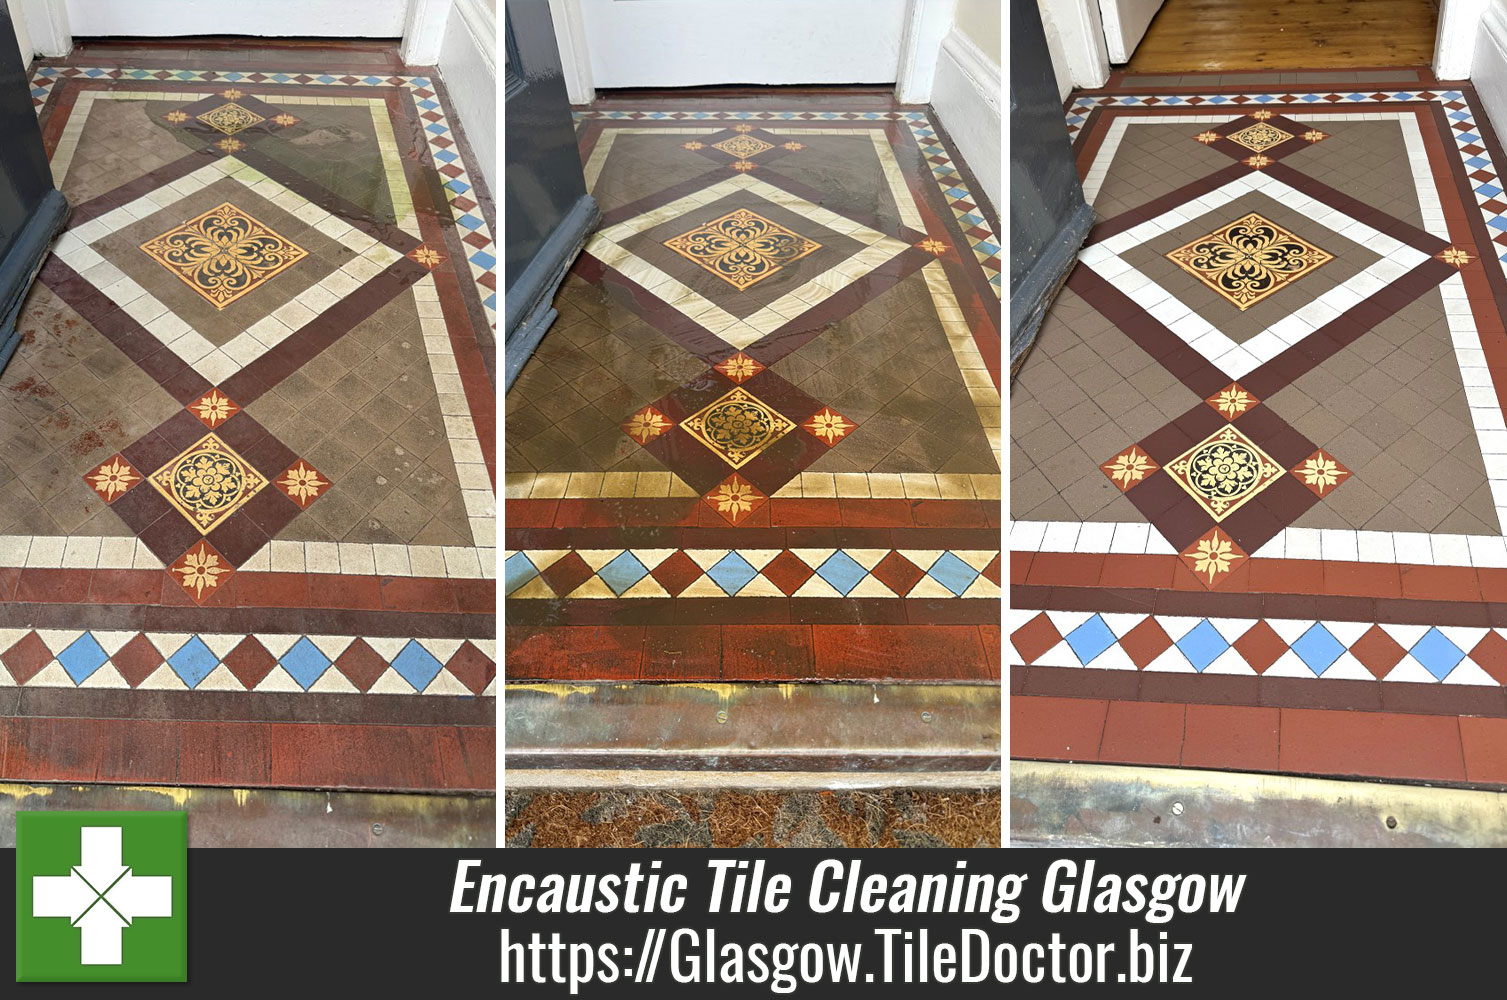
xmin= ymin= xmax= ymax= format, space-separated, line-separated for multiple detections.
xmin=1012 ymin=69 xmax=1507 ymax=787
xmin=505 ymin=96 xmax=1002 ymax=682
xmin=0 ymin=49 xmax=495 ymax=791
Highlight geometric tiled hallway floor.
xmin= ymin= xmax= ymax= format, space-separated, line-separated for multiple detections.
xmin=506 ymin=93 xmax=1001 ymax=682
xmin=1013 ymin=67 xmax=1507 ymax=789
xmin=1 ymin=45 xmax=494 ymax=792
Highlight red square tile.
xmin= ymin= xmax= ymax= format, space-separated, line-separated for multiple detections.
xmin=1470 ymin=631 xmax=1507 ymax=686
xmin=222 ymin=636 xmax=276 ymax=689
xmin=1232 ymin=620 xmax=1286 ymax=674
xmin=503 ymin=625 xmax=643 ymax=680
xmin=649 ymin=550 xmax=704 ymax=597
xmin=761 ymin=550 xmax=815 ymax=596
xmin=1 ymin=631 xmax=52 ymax=684
xmin=1460 ymin=716 xmax=1507 ymax=784
xmin=722 ymin=625 xmax=812 ymax=679
xmin=641 ymin=625 xmax=721 ymax=679
xmin=1350 ymin=625 xmax=1407 ymax=680
xmin=1181 ymin=703 xmax=1279 ymax=771
xmin=869 ymin=550 xmax=925 ymax=596
xmin=1119 ymin=617 xmax=1172 ymax=668
xmin=1279 ymin=708 xmax=1466 ymax=783
xmin=335 ymin=638 xmax=390 ymax=692
xmin=110 ymin=633 xmax=164 ymax=687
xmin=1011 ymin=695 xmax=1106 ymax=761
xmin=444 ymin=641 xmax=496 ymax=694
xmin=1010 ymin=612 xmax=1061 ymax=665
xmin=539 ymin=550 xmax=595 ymax=598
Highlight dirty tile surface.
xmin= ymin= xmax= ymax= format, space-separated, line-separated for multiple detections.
xmin=0 ymin=49 xmax=496 ymax=792
xmin=505 ymin=97 xmax=1002 ymax=682
xmin=1013 ymin=73 xmax=1507 ymax=789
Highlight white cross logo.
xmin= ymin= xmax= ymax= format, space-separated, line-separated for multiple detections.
xmin=32 ymin=826 xmax=173 ymax=965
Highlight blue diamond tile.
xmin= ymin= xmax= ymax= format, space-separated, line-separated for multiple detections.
xmin=504 ymin=552 xmax=539 ymax=596
xmin=926 ymin=552 xmax=980 ymax=596
xmin=168 ymin=636 xmax=220 ymax=688
xmin=598 ymin=551 xmax=650 ymax=596
xmin=815 ymin=551 xmax=867 ymax=596
xmin=279 ymin=637 xmax=331 ymax=690
xmin=1291 ymin=623 xmax=1345 ymax=675
xmin=392 ymin=640 xmax=444 ymax=691
xmin=707 ymin=552 xmax=758 ymax=595
xmin=1175 ymin=620 xmax=1229 ymax=672
xmin=58 ymin=633 xmax=108 ymax=684
xmin=1409 ymin=628 xmax=1465 ymax=680
xmin=1065 ymin=614 xmax=1117 ymax=666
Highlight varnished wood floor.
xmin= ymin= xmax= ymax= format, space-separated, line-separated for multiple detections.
xmin=1123 ymin=0 xmax=1439 ymax=72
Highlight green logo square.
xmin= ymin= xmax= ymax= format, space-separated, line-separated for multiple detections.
xmin=15 ymin=811 xmax=187 ymax=983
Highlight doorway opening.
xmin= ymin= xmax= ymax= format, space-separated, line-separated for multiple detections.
xmin=1117 ymin=0 xmax=1440 ymax=74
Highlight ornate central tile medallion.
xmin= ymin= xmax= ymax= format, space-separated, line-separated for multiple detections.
xmin=680 ymin=386 xmax=796 ymax=468
xmin=139 ymin=202 xmax=308 ymax=309
xmin=1165 ymin=212 xmax=1332 ymax=310
xmin=148 ymin=433 xmax=268 ymax=533
xmin=663 ymin=208 xmax=821 ymax=291
xmin=712 ymin=135 xmax=775 ymax=159
xmin=1227 ymin=121 xmax=1293 ymax=152
xmin=1166 ymin=424 xmax=1285 ymax=521
xmin=196 ymin=102 xmax=265 ymax=135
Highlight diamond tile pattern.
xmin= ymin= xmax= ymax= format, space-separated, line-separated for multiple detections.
xmin=504 ymin=548 xmax=1001 ymax=600
xmin=1011 ymin=611 xmax=1507 ymax=686
xmin=0 ymin=629 xmax=493 ymax=694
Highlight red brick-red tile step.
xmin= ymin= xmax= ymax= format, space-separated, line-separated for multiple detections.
xmin=0 ymin=567 xmax=492 ymax=613
xmin=504 ymin=624 xmax=1001 ymax=681
xmin=0 ymin=718 xmax=493 ymax=792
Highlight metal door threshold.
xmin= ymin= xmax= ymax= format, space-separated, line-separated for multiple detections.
xmin=505 ymin=682 xmax=1001 ymax=775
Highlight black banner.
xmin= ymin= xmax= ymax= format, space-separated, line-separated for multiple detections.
xmin=2 ymin=849 xmax=1491 ymax=992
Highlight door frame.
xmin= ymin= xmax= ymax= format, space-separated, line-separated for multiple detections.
xmin=547 ymin=0 xmax=957 ymax=106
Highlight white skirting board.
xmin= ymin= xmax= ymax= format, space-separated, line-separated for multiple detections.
xmin=929 ymin=26 xmax=1002 ymax=215
xmin=437 ymin=0 xmax=496 ymax=197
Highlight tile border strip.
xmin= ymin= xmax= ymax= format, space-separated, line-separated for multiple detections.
xmin=0 ymin=626 xmax=494 ymax=696
xmin=1011 ymin=607 xmax=1506 ymax=686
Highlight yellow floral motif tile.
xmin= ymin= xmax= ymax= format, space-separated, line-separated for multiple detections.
xmin=1227 ymin=121 xmax=1292 ymax=152
xmin=139 ymin=202 xmax=308 ymax=309
xmin=1205 ymin=382 xmax=1259 ymax=419
xmin=148 ymin=433 xmax=268 ymax=534
xmin=1180 ymin=528 xmax=1247 ymax=587
xmin=1101 ymin=446 xmax=1158 ymax=492
xmin=196 ymin=102 xmax=265 ymax=135
xmin=1165 ymin=424 xmax=1284 ymax=521
xmin=712 ymin=135 xmax=774 ymax=159
xmin=1165 ymin=213 xmax=1332 ymax=310
xmin=663 ymin=208 xmax=820 ymax=291
xmin=680 ymin=385 xmax=795 ymax=468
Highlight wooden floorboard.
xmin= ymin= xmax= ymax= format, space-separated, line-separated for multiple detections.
xmin=1124 ymin=0 xmax=1439 ymax=73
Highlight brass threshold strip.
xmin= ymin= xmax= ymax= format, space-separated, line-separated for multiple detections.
xmin=505 ymin=682 xmax=1001 ymax=774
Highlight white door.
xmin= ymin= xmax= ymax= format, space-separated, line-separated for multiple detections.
xmin=576 ymin=0 xmax=909 ymax=88
xmin=1097 ymin=0 xmax=1164 ymax=64
xmin=64 ymin=0 xmax=408 ymax=38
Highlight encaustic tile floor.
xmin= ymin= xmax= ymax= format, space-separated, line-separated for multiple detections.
xmin=1012 ymin=67 xmax=1507 ymax=789
xmin=0 ymin=46 xmax=495 ymax=792
xmin=505 ymin=94 xmax=1002 ymax=683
